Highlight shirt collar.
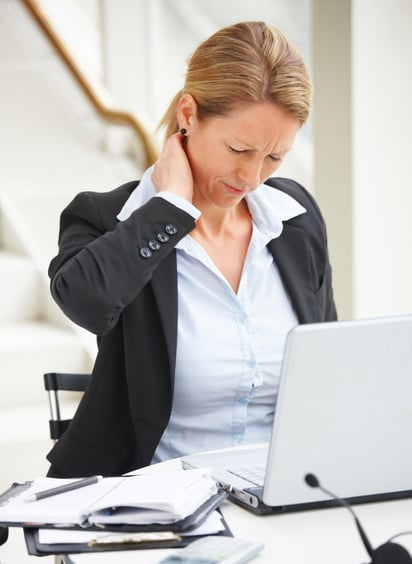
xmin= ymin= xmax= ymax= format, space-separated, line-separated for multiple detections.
xmin=117 ymin=165 xmax=306 ymax=238
xmin=116 ymin=166 xmax=156 ymax=221
xmin=246 ymin=182 xmax=306 ymax=240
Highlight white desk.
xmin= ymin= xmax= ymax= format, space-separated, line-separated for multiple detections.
xmin=70 ymin=458 xmax=412 ymax=564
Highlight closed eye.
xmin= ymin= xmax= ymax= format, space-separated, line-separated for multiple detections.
xmin=228 ymin=145 xmax=245 ymax=154
xmin=228 ymin=145 xmax=282 ymax=162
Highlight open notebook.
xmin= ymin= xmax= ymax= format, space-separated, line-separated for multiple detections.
xmin=182 ymin=315 xmax=412 ymax=514
xmin=0 ymin=469 xmax=225 ymax=531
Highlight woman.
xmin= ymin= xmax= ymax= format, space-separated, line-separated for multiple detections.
xmin=47 ymin=21 xmax=337 ymax=478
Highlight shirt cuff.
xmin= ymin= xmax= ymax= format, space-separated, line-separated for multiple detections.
xmin=154 ymin=192 xmax=201 ymax=220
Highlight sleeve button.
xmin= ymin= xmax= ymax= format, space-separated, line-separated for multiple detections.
xmin=148 ymin=239 xmax=161 ymax=251
xmin=157 ymin=232 xmax=169 ymax=243
xmin=165 ymin=224 xmax=178 ymax=235
xmin=139 ymin=247 xmax=152 ymax=258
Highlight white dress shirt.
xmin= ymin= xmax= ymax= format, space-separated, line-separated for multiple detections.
xmin=117 ymin=167 xmax=306 ymax=462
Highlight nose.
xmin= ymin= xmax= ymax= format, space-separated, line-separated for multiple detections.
xmin=237 ymin=158 xmax=264 ymax=190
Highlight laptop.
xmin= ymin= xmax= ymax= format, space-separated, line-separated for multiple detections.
xmin=181 ymin=315 xmax=412 ymax=514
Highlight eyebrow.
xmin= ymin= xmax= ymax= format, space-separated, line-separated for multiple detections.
xmin=231 ymin=138 xmax=287 ymax=158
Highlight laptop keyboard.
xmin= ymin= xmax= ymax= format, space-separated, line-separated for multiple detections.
xmin=227 ymin=465 xmax=265 ymax=487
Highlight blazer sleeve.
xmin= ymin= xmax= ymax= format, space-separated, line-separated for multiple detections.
xmin=48 ymin=187 xmax=196 ymax=335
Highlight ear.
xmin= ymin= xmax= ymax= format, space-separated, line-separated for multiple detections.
xmin=177 ymin=94 xmax=198 ymax=131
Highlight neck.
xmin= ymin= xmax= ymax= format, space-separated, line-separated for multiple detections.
xmin=192 ymin=194 xmax=250 ymax=239
xmin=198 ymin=203 xmax=250 ymax=240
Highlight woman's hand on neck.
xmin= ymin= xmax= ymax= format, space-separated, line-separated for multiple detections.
xmin=151 ymin=132 xmax=194 ymax=202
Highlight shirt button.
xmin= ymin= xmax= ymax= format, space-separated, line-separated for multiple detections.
xmin=239 ymin=314 xmax=248 ymax=325
xmin=238 ymin=397 xmax=248 ymax=405
xmin=148 ymin=239 xmax=161 ymax=251
xmin=139 ymin=247 xmax=152 ymax=259
xmin=233 ymin=436 xmax=243 ymax=446
xmin=165 ymin=224 xmax=178 ymax=235
xmin=157 ymin=232 xmax=169 ymax=243
xmin=246 ymin=358 xmax=256 ymax=368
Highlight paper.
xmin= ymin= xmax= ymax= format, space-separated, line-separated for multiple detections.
xmin=37 ymin=511 xmax=225 ymax=544
xmin=0 ymin=469 xmax=217 ymax=527
xmin=87 ymin=469 xmax=217 ymax=524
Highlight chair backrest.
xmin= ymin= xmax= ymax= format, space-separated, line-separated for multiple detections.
xmin=43 ymin=372 xmax=90 ymax=442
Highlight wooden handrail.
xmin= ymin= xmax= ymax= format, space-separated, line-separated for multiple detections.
xmin=22 ymin=0 xmax=158 ymax=169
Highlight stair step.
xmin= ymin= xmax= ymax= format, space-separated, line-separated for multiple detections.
xmin=0 ymin=250 xmax=40 ymax=322
xmin=0 ymin=403 xmax=49 ymax=445
xmin=0 ymin=404 xmax=52 ymax=489
xmin=0 ymin=320 xmax=92 ymax=408
xmin=0 ymin=435 xmax=52 ymax=491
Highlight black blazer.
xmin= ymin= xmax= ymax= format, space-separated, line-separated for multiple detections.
xmin=47 ymin=177 xmax=337 ymax=477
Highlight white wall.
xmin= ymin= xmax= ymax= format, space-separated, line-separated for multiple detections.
xmin=352 ymin=0 xmax=412 ymax=318
xmin=312 ymin=0 xmax=353 ymax=318
xmin=313 ymin=0 xmax=412 ymax=319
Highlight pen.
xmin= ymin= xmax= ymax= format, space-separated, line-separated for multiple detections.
xmin=25 ymin=475 xmax=103 ymax=502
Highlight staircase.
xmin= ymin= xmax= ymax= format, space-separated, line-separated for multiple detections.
xmin=0 ymin=0 xmax=144 ymax=493
xmin=0 ymin=215 xmax=93 ymax=491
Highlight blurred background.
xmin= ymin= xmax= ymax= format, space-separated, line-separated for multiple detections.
xmin=0 ymin=0 xmax=411 ymax=537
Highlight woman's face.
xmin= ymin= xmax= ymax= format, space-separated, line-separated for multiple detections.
xmin=180 ymin=98 xmax=301 ymax=209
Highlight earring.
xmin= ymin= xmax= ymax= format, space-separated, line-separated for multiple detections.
xmin=179 ymin=128 xmax=187 ymax=135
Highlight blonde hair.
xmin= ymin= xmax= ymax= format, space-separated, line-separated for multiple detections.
xmin=159 ymin=21 xmax=312 ymax=138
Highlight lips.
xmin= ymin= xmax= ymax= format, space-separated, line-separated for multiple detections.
xmin=223 ymin=182 xmax=246 ymax=196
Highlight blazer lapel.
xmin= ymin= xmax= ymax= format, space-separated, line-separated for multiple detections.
xmin=268 ymin=224 xmax=319 ymax=324
xmin=150 ymin=250 xmax=179 ymax=380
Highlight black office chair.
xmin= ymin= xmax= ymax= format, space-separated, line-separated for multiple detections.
xmin=0 ymin=525 xmax=8 ymax=546
xmin=43 ymin=372 xmax=91 ymax=564
xmin=44 ymin=372 xmax=91 ymax=443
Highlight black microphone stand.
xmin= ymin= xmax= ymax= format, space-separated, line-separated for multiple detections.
xmin=304 ymin=473 xmax=412 ymax=564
